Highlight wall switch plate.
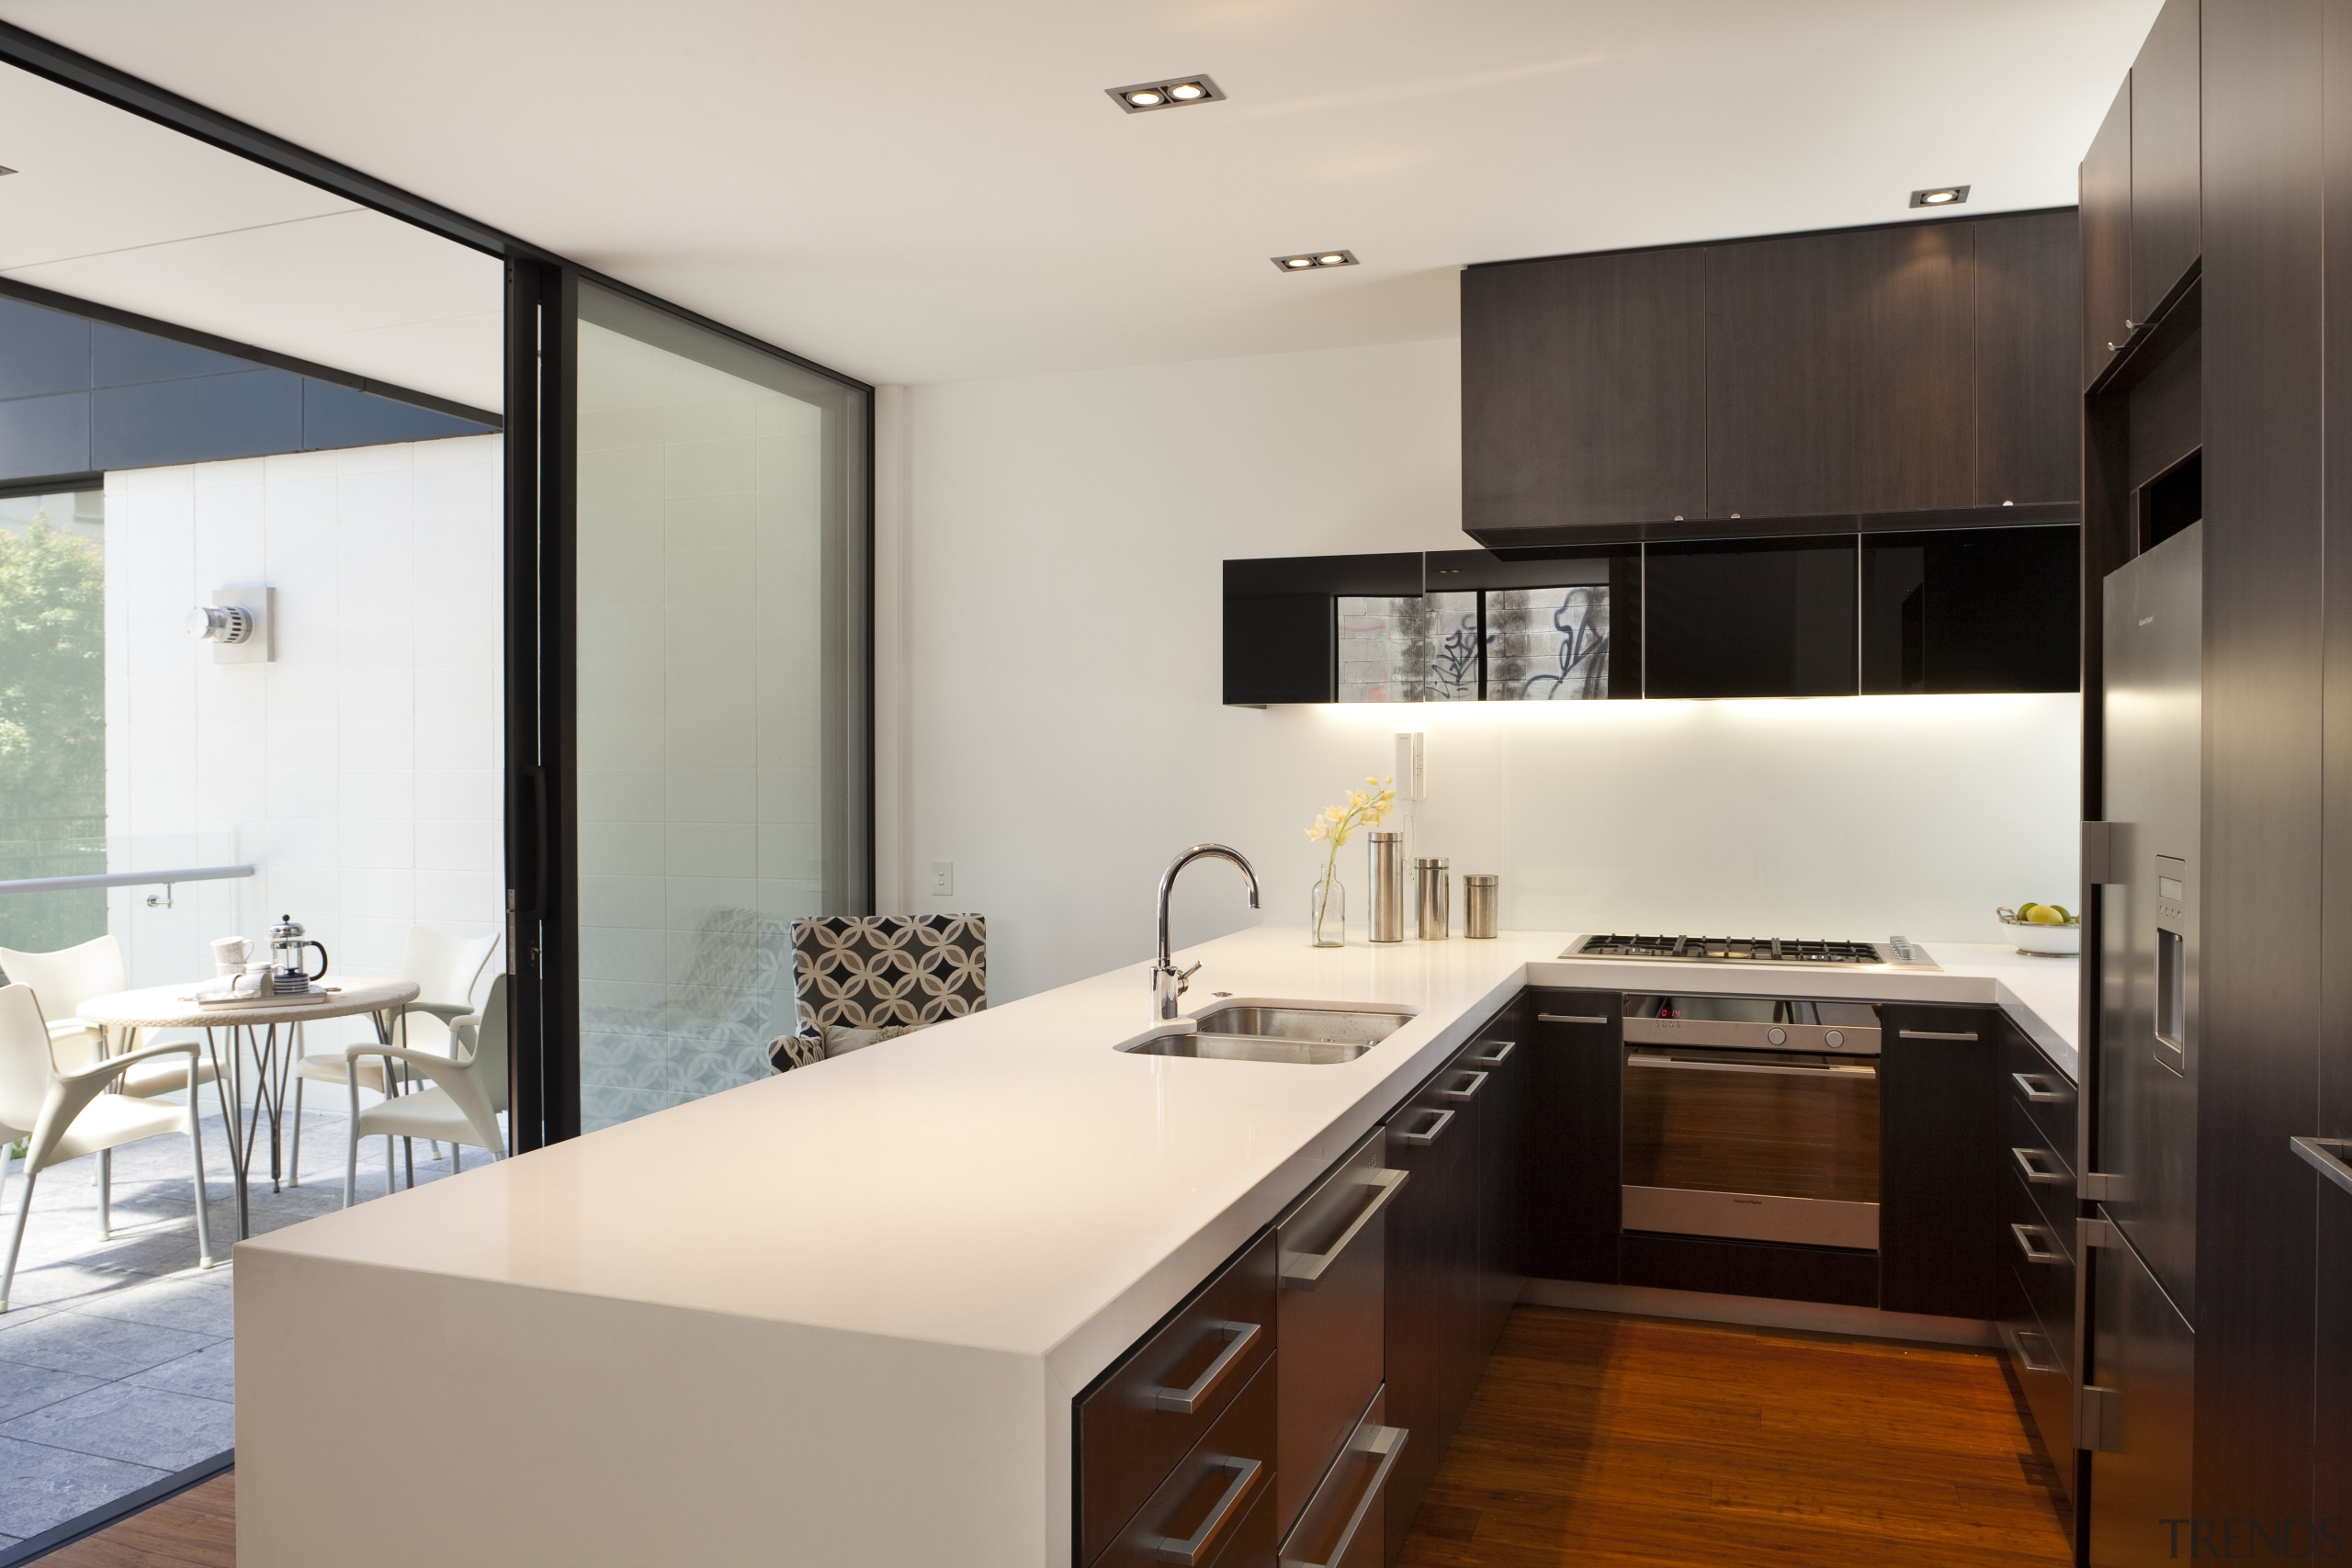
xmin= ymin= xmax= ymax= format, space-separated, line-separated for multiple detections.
xmin=931 ymin=861 xmax=954 ymax=896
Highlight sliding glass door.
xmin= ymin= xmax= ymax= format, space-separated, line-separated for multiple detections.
xmin=560 ymin=282 xmax=869 ymax=1133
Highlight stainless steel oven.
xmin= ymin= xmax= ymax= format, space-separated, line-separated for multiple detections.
xmin=1621 ymin=994 xmax=1884 ymax=1250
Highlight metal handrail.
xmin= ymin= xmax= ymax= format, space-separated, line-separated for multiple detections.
xmin=0 ymin=863 xmax=254 ymax=895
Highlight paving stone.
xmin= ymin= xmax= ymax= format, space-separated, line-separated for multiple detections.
xmin=0 ymin=1359 xmax=103 ymax=1424
xmin=0 ymin=1312 xmax=212 ymax=1381
xmin=0 ymin=1433 xmax=166 ymax=1540
xmin=0 ymin=1381 xmax=232 ymax=1472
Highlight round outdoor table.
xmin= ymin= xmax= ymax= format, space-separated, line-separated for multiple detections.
xmin=77 ymin=978 xmax=420 ymax=1238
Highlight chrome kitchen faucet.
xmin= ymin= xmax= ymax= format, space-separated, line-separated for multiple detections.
xmin=1153 ymin=844 xmax=1260 ymax=1018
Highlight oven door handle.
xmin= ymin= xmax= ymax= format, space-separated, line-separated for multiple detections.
xmin=1624 ymin=1055 xmax=1877 ymax=1078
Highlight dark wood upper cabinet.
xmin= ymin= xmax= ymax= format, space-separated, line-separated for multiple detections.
xmin=2131 ymin=0 xmax=2203 ymax=325
xmin=1976 ymin=210 xmax=2084 ymax=506
xmin=1703 ymin=223 xmax=1976 ymax=521
xmin=1461 ymin=249 xmax=1706 ymax=537
xmin=2081 ymin=76 xmax=2134 ymax=389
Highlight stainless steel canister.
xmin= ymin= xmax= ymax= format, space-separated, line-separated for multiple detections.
xmin=1416 ymin=857 xmax=1450 ymax=941
xmin=1463 ymin=874 xmax=1499 ymax=939
xmin=1367 ymin=831 xmax=1406 ymax=943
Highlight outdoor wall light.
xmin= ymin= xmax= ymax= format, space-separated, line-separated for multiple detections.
xmin=1272 ymin=250 xmax=1360 ymax=273
xmin=187 ymin=604 xmax=255 ymax=644
xmin=187 ymin=584 xmax=275 ymax=664
xmin=1106 ymin=74 xmax=1226 ymax=113
xmin=1909 ymin=185 xmax=1970 ymax=208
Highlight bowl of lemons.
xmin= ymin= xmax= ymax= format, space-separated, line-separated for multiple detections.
xmin=1997 ymin=902 xmax=2080 ymax=955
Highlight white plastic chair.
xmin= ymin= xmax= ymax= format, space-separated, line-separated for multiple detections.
xmin=288 ymin=926 xmax=497 ymax=1185
xmin=343 ymin=973 xmax=508 ymax=1207
xmin=0 ymin=935 xmax=223 ymax=1104
xmin=0 ymin=983 xmax=215 ymax=1312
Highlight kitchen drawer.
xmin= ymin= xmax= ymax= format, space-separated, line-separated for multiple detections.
xmin=2003 ymin=1090 xmax=2076 ymax=1216
xmin=2001 ymin=1302 xmax=2075 ymax=1469
xmin=1098 ymin=1356 xmax=1278 ymax=1568
xmin=1080 ymin=1230 xmax=1278 ymax=1565
xmin=1278 ymin=1385 xmax=1401 ymax=1568
xmin=2001 ymin=1016 xmax=2077 ymax=1169
xmin=1276 ymin=1130 xmax=1396 ymax=1545
xmin=2002 ymin=1163 xmax=2075 ymax=1362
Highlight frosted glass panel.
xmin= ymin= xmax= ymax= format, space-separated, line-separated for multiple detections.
xmin=1336 ymin=592 xmax=1478 ymax=702
xmin=573 ymin=285 xmax=866 ymax=1132
xmin=1487 ymin=585 xmax=1611 ymax=700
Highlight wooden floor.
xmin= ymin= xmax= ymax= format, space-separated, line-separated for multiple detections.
xmin=1397 ymin=1306 xmax=2073 ymax=1568
xmin=34 ymin=1473 xmax=233 ymax=1568
xmin=45 ymin=1308 xmax=2067 ymax=1568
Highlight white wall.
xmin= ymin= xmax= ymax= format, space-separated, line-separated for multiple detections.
xmin=899 ymin=340 xmax=2081 ymax=1005
xmin=102 ymin=434 xmax=504 ymax=1049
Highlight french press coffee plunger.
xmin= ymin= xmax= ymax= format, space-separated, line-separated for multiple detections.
xmin=267 ymin=913 xmax=330 ymax=995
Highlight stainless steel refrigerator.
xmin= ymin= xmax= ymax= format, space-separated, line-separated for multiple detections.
xmin=2087 ymin=521 xmax=2201 ymax=1565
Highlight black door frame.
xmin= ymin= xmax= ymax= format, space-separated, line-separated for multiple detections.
xmin=0 ymin=20 xmax=876 ymax=1153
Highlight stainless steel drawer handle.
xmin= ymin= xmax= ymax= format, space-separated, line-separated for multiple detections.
xmin=1149 ymin=1320 xmax=1261 ymax=1415
xmin=2291 ymin=1135 xmax=2352 ymax=1199
xmin=1281 ymin=1168 xmax=1408 ymax=1289
xmin=1145 ymin=1456 xmax=1262 ymax=1566
xmin=1443 ymin=1070 xmax=1489 ymax=1103
xmin=2011 ymin=1145 xmax=2067 ymax=1185
xmin=2012 ymin=1071 xmax=2072 ymax=1104
xmin=1396 ymin=1107 xmax=1456 ymax=1146
xmin=2013 ymin=1327 xmax=2064 ymax=1377
xmin=1537 ymin=1013 xmax=1609 ymax=1025
xmin=2011 ymin=1222 xmax=2066 ymax=1265
xmin=1898 ymin=1029 xmax=1980 ymax=1042
xmin=1281 ymin=1425 xmax=1408 ymax=1568
xmin=1471 ymin=1040 xmax=1516 ymax=1066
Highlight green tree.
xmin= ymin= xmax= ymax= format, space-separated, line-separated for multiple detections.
xmin=0 ymin=513 xmax=106 ymax=951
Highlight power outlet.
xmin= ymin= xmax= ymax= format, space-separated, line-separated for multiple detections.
xmin=931 ymin=861 xmax=954 ymax=897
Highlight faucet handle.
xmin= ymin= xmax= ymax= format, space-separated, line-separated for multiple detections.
xmin=1179 ymin=962 xmax=1202 ymax=983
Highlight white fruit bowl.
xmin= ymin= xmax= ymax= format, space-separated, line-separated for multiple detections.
xmin=1996 ymin=909 xmax=2080 ymax=956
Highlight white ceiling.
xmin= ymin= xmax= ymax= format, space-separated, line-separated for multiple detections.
xmin=0 ymin=0 xmax=2159 ymax=389
xmin=0 ymin=62 xmax=503 ymax=410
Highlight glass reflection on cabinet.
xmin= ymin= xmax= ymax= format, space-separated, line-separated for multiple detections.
xmin=1487 ymin=585 xmax=1610 ymax=700
xmin=1336 ymin=592 xmax=1478 ymax=702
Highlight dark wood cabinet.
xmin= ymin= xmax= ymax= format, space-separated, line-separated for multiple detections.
xmin=1521 ymin=991 xmax=1622 ymax=1282
xmin=1464 ymin=211 xmax=2083 ymax=547
xmin=1462 ymin=249 xmax=1705 ymax=538
xmin=1878 ymin=1004 xmax=2000 ymax=1319
xmin=2131 ymin=0 xmax=2203 ymax=325
xmin=1997 ymin=1016 xmax=2078 ymax=1504
xmin=1704 ymin=222 xmax=1976 ymax=520
xmin=1467 ymin=1017 xmax=1528 ymax=1360
xmin=1382 ymin=1047 xmax=1480 ymax=1563
xmin=1976 ymin=210 xmax=2085 ymax=506
xmin=2082 ymin=77 xmax=2134 ymax=389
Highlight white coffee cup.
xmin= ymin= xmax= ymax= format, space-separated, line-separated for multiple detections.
xmin=211 ymin=936 xmax=252 ymax=977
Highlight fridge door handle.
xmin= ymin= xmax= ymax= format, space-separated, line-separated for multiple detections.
xmin=2291 ymin=1136 xmax=2352 ymax=1199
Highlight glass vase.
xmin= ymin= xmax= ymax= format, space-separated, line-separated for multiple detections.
xmin=1309 ymin=870 xmax=1346 ymax=947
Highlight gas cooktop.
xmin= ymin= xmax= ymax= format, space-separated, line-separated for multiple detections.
xmin=1560 ymin=934 xmax=1939 ymax=970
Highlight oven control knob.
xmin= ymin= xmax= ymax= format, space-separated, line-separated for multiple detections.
xmin=1825 ymin=1030 xmax=1845 ymax=1048
xmin=1767 ymin=1027 xmax=1787 ymax=1045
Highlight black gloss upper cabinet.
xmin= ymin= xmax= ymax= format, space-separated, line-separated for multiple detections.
xmin=1861 ymin=526 xmax=2082 ymax=694
xmin=1704 ymin=223 xmax=1976 ymax=520
xmin=1462 ymin=249 xmax=1706 ymax=539
xmin=2083 ymin=76 xmax=2135 ymax=388
xmin=1221 ymin=553 xmax=1421 ymax=705
xmin=1976 ymin=211 xmax=2085 ymax=507
xmin=2131 ymin=0 xmax=2203 ymax=326
xmin=1645 ymin=536 xmax=1859 ymax=699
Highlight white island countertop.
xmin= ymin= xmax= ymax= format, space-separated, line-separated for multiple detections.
xmin=235 ymin=925 xmax=2078 ymax=1568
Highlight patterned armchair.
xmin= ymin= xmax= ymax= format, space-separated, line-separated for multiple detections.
xmin=767 ymin=914 xmax=988 ymax=1073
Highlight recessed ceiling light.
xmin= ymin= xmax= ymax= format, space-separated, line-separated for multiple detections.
xmin=1272 ymin=250 xmax=1359 ymax=273
xmin=1909 ymin=185 xmax=1970 ymax=208
xmin=1106 ymin=74 xmax=1227 ymax=113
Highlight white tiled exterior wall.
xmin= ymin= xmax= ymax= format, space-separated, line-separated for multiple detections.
xmin=100 ymin=434 xmax=503 ymax=1054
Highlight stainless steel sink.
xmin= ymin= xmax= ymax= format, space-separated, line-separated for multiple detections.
xmin=1119 ymin=1003 xmax=1415 ymax=1065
